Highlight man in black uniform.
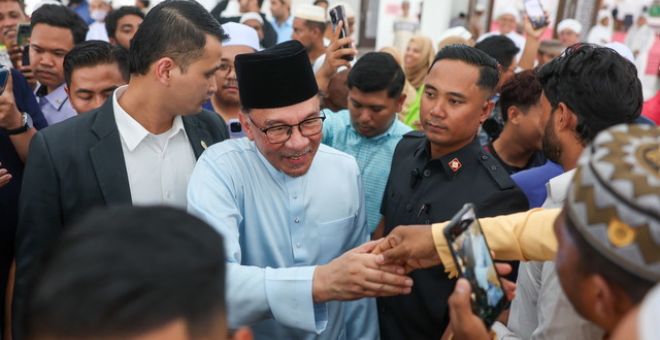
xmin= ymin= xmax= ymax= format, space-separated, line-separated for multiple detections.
xmin=377 ymin=45 xmax=529 ymax=339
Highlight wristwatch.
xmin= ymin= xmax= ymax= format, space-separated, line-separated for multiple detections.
xmin=5 ymin=112 xmax=30 ymax=135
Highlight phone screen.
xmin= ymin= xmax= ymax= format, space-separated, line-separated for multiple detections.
xmin=227 ymin=118 xmax=245 ymax=139
xmin=0 ymin=67 xmax=9 ymax=95
xmin=444 ymin=204 xmax=508 ymax=327
xmin=328 ymin=5 xmax=353 ymax=61
xmin=524 ymin=0 xmax=547 ymax=29
xmin=16 ymin=23 xmax=31 ymax=47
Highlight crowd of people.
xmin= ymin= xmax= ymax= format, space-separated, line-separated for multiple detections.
xmin=0 ymin=0 xmax=658 ymax=339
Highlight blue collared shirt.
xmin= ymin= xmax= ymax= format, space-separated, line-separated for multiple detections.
xmin=322 ymin=109 xmax=412 ymax=232
xmin=35 ymin=83 xmax=76 ymax=126
xmin=187 ymin=138 xmax=378 ymax=339
xmin=270 ymin=15 xmax=293 ymax=44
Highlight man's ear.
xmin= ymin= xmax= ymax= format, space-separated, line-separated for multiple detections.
xmin=507 ymin=106 xmax=522 ymax=125
xmin=231 ymin=327 xmax=253 ymax=340
xmin=555 ymin=102 xmax=577 ymax=132
xmin=239 ymin=111 xmax=255 ymax=141
xmin=479 ymin=99 xmax=495 ymax=124
xmin=153 ymin=57 xmax=177 ymax=86
xmin=395 ymin=93 xmax=407 ymax=113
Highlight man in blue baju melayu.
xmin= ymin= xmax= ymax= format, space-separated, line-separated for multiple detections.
xmin=187 ymin=40 xmax=412 ymax=339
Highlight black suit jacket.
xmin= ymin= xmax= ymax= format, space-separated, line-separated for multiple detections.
xmin=12 ymin=99 xmax=228 ymax=338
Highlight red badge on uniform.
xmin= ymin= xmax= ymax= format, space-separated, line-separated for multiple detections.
xmin=448 ymin=158 xmax=462 ymax=172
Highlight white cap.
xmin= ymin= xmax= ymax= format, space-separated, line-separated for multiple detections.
xmin=475 ymin=3 xmax=486 ymax=12
xmin=557 ymin=18 xmax=583 ymax=34
xmin=496 ymin=6 xmax=520 ymax=22
xmin=221 ymin=22 xmax=260 ymax=51
xmin=33 ymin=0 xmax=63 ymax=11
xmin=438 ymin=26 xmax=472 ymax=42
xmin=605 ymin=42 xmax=634 ymax=62
xmin=240 ymin=12 xmax=264 ymax=25
xmin=597 ymin=10 xmax=611 ymax=22
xmin=294 ymin=4 xmax=326 ymax=23
xmin=329 ymin=2 xmax=355 ymax=18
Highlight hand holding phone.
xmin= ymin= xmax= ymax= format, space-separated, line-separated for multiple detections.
xmin=16 ymin=23 xmax=31 ymax=48
xmin=443 ymin=203 xmax=509 ymax=327
xmin=328 ymin=5 xmax=353 ymax=62
xmin=524 ymin=0 xmax=548 ymax=29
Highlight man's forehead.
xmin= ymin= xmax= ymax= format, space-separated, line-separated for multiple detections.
xmin=427 ymin=60 xmax=482 ymax=94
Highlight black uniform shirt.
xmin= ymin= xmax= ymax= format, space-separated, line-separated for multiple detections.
xmin=378 ymin=131 xmax=529 ymax=340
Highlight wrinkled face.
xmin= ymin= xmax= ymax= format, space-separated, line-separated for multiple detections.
xmin=404 ymin=40 xmax=422 ymax=69
xmin=348 ymin=88 xmax=402 ymax=137
xmin=498 ymin=14 xmax=517 ymax=34
xmin=559 ymin=30 xmax=580 ymax=47
xmin=292 ymin=18 xmax=317 ymax=49
xmin=214 ymin=45 xmax=253 ymax=106
xmin=241 ymin=96 xmax=323 ymax=177
xmin=539 ymin=93 xmax=562 ymax=163
xmin=243 ymin=19 xmax=264 ymax=41
xmin=30 ymin=24 xmax=75 ymax=90
xmin=0 ymin=1 xmax=26 ymax=44
xmin=166 ymin=34 xmax=222 ymax=115
xmin=420 ymin=59 xmax=491 ymax=151
xmin=111 ymin=14 xmax=143 ymax=50
xmin=68 ymin=62 xmax=126 ymax=114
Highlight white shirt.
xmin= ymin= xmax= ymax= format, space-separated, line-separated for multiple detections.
xmin=497 ymin=169 xmax=604 ymax=340
xmin=587 ymin=25 xmax=612 ymax=45
xmin=112 ymin=86 xmax=196 ymax=208
xmin=86 ymin=21 xmax=109 ymax=42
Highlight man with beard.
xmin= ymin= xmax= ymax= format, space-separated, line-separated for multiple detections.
xmin=376 ymin=44 xmax=528 ymax=340
xmin=187 ymin=40 xmax=413 ymax=339
xmin=14 ymin=1 xmax=229 ymax=337
xmin=203 ymin=22 xmax=258 ymax=137
xmin=373 ymin=44 xmax=644 ymax=340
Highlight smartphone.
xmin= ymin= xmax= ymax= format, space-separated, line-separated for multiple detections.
xmin=443 ymin=203 xmax=509 ymax=328
xmin=227 ymin=118 xmax=245 ymax=139
xmin=524 ymin=0 xmax=548 ymax=29
xmin=0 ymin=66 xmax=9 ymax=95
xmin=328 ymin=5 xmax=353 ymax=62
xmin=16 ymin=23 xmax=31 ymax=47
xmin=21 ymin=45 xmax=29 ymax=67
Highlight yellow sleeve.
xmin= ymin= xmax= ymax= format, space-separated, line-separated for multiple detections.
xmin=431 ymin=208 xmax=561 ymax=278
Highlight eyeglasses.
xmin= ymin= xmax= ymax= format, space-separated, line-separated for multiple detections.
xmin=248 ymin=113 xmax=326 ymax=144
xmin=218 ymin=62 xmax=233 ymax=75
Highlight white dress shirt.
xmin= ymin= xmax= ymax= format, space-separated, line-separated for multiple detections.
xmin=112 ymin=86 xmax=196 ymax=208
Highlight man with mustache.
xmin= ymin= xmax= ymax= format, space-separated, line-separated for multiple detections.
xmin=376 ymin=45 xmax=528 ymax=340
xmin=29 ymin=4 xmax=88 ymax=125
xmin=187 ymin=40 xmax=412 ymax=339
xmin=204 ymin=22 xmax=258 ymax=137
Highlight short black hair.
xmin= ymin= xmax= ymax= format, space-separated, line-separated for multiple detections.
xmin=313 ymin=0 xmax=328 ymax=5
xmin=105 ymin=6 xmax=145 ymax=40
xmin=24 ymin=206 xmax=226 ymax=339
xmin=538 ymin=44 xmax=642 ymax=144
xmin=137 ymin=0 xmax=150 ymax=8
xmin=432 ymin=44 xmax=500 ymax=94
xmin=129 ymin=0 xmax=227 ymax=75
xmin=30 ymin=4 xmax=88 ymax=45
xmin=64 ymin=40 xmax=129 ymax=86
xmin=564 ymin=209 xmax=654 ymax=304
xmin=499 ymin=70 xmax=543 ymax=122
xmin=348 ymin=52 xmax=405 ymax=98
xmin=475 ymin=35 xmax=520 ymax=69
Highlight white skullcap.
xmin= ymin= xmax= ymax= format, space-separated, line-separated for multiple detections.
xmin=475 ymin=3 xmax=486 ymax=12
xmin=496 ymin=6 xmax=520 ymax=22
xmin=597 ymin=10 xmax=611 ymax=22
xmin=438 ymin=26 xmax=472 ymax=42
xmin=557 ymin=18 xmax=582 ymax=34
xmin=604 ymin=42 xmax=635 ymax=62
xmin=329 ymin=2 xmax=355 ymax=18
xmin=240 ymin=12 xmax=264 ymax=25
xmin=294 ymin=4 xmax=326 ymax=23
xmin=221 ymin=22 xmax=260 ymax=51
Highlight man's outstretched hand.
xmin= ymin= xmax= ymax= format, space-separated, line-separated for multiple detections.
xmin=372 ymin=225 xmax=441 ymax=273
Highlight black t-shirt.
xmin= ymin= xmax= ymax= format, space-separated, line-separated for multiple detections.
xmin=378 ymin=132 xmax=529 ymax=340
xmin=483 ymin=142 xmax=547 ymax=175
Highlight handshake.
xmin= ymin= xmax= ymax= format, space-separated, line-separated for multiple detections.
xmin=311 ymin=225 xmax=439 ymax=303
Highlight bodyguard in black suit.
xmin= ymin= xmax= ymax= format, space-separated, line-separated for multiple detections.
xmin=13 ymin=1 xmax=229 ymax=337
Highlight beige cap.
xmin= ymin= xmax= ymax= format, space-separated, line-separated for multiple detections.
xmin=294 ymin=4 xmax=326 ymax=23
